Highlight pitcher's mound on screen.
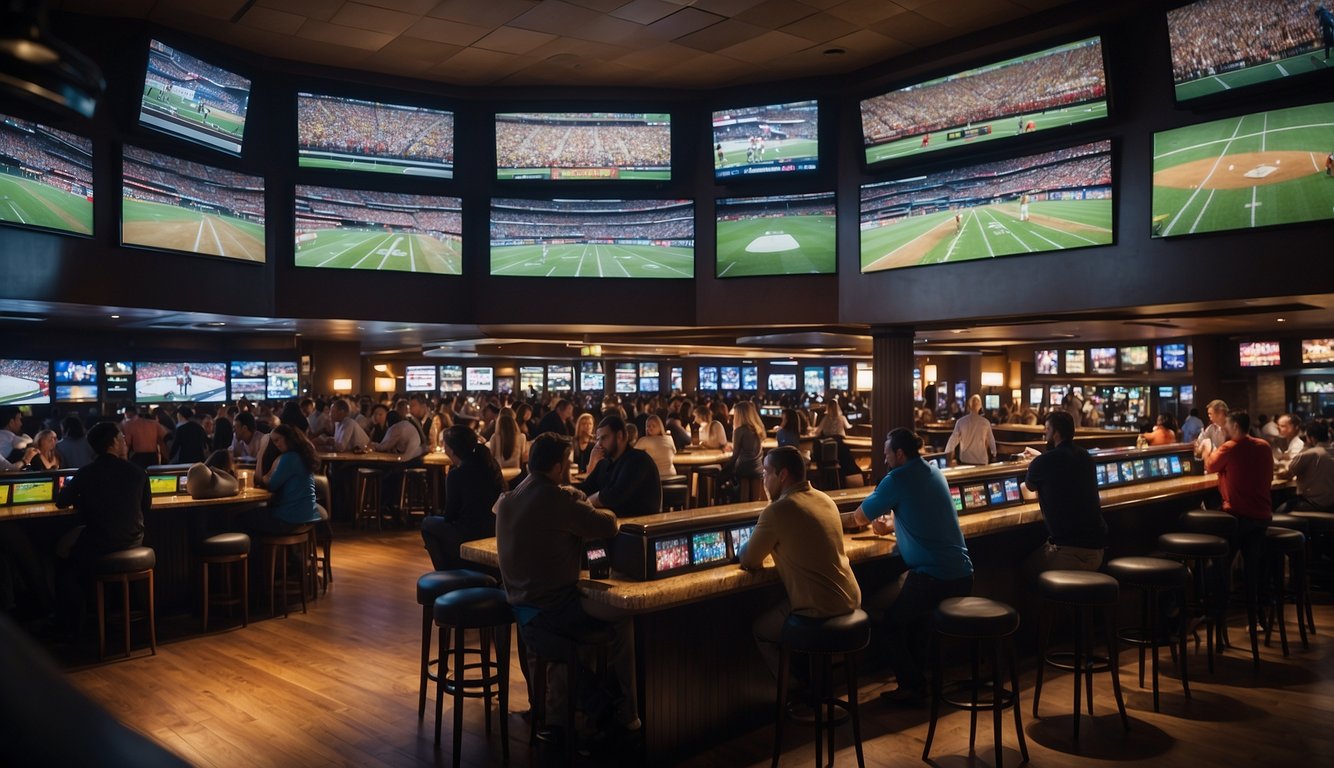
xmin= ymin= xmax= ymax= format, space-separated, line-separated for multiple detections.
xmin=745 ymin=232 xmax=799 ymax=253
xmin=1156 ymin=152 xmax=1318 ymax=190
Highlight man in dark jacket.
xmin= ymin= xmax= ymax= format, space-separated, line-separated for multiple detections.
xmin=578 ymin=415 xmax=661 ymax=517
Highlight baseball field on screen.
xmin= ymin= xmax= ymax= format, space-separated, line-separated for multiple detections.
xmin=716 ymin=214 xmax=835 ymax=277
xmin=0 ymin=173 xmax=92 ymax=235
xmin=122 ymin=198 xmax=265 ymax=261
xmin=865 ymin=102 xmax=1108 ymax=165
xmin=1151 ymin=101 xmax=1334 ymax=238
xmin=490 ymin=242 xmax=692 ymax=278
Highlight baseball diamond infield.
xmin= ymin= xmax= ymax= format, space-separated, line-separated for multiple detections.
xmin=1155 ymin=151 xmax=1322 ymax=189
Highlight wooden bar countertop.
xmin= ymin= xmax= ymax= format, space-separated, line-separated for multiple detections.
xmin=0 ymin=486 xmax=272 ymax=522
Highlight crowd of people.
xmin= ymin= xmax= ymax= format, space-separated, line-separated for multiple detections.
xmin=717 ymin=193 xmax=835 ymax=222
xmin=861 ymin=40 xmax=1106 ymax=144
xmin=490 ymin=202 xmax=694 ymax=241
xmin=298 ymin=95 xmax=454 ymax=164
xmin=294 ymin=189 xmax=462 ymax=238
xmin=495 ymin=118 xmax=670 ymax=169
xmin=146 ymin=41 xmax=249 ymax=116
xmin=0 ymin=121 xmax=93 ymax=196
xmin=123 ymin=150 xmax=264 ymax=220
xmin=1168 ymin=0 xmax=1325 ymax=82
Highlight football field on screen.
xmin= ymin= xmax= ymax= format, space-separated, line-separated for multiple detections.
xmin=716 ymin=215 xmax=835 ymax=277
xmin=142 ymin=85 xmax=245 ymax=139
xmin=1151 ymin=102 xmax=1334 ymax=238
xmin=295 ymin=229 xmax=461 ymax=274
xmin=865 ymin=102 xmax=1108 ymax=164
xmin=0 ymin=173 xmax=92 ymax=234
xmin=714 ymin=137 xmax=819 ymax=169
xmin=860 ymin=199 xmax=1112 ymax=272
xmin=122 ymin=198 xmax=265 ymax=261
xmin=491 ymin=242 xmax=692 ymax=278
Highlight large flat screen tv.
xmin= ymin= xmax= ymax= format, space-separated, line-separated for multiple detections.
xmin=294 ymin=185 xmax=461 ymax=275
xmin=134 ymin=362 xmax=226 ymax=403
xmin=1302 ymin=338 xmax=1334 ymax=365
xmin=490 ymin=198 xmax=693 ymax=279
xmin=1151 ymin=101 xmax=1334 ymax=238
xmin=716 ymin=192 xmax=835 ymax=277
xmin=53 ymin=360 xmax=97 ymax=403
xmin=860 ymin=36 xmax=1106 ymax=166
xmin=266 ymin=362 xmax=298 ymax=400
xmin=495 ymin=112 xmax=670 ymax=181
xmin=0 ymin=360 xmax=49 ymax=405
xmin=122 ymin=146 xmax=265 ymax=262
xmin=297 ymin=92 xmax=453 ymax=178
xmin=1238 ymin=340 xmax=1281 ymax=368
xmin=104 ymin=362 xmax=133 ymax=399
xmin=0 ymin=113 xmax=93 ymax=237
xmin=712 ymin=100 xmax=818 ymax=180
xmin=1167 ymin=0 xmax=1332 ymax=103
xmin=860 ymin=140 xmax=1112 ymax=272
xmin=140 ymin=39 xmax=251 ymax=155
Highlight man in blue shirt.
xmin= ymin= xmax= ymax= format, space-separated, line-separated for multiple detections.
xmin=1180 ymin=408 xmax=1204 ymax=445
xmin=842 ymin=428 xmax=973 ymax=706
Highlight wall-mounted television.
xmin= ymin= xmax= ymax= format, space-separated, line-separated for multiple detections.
xmin=53 ymin=360 xmax=97 ymax=403
xmin=1167 ymin=0 xmax=1332 ymax=103
xmin=860 ymin=36 xmax=1106 ymax=166
xmin=712 ymin=100 xmax=818 ymax=180
xmin=1151 ymin=101 xmax=1334 ymax=238
xmin=715 ymin=191 xmax=835 ymax=277
xmin=134 ymin=362 xmax=225 ymax=403
xmin=698 ymin=366 xmax=719 ymax=391
xmin=1238 ymin=340 xmax=1281 ymax=368
xmin=1090 ymin=347 xmax=1117 ymax=374
xmin=860 ymin=140 xmax=1112 ymax=272
xmin=295 ymin=186 xmax=462 ymax=275
xmin=1064 ymin=349 xmax=1086 ymax=374
xmin=829 ymin=364 xmax=850 ymax=391
xmin=267 ymin=362 xmax=298 ymax=400
xmin=297 ymin=92 xmax=453 ymax=178
xmin=520 ymin=366 xmax=545 ymax=393
xmin=1120 ymin=346 xmax=1150 ymax=373
xmin=0 ymin=360 xmax=49 ymax=405
xmin=490 ymin=198 xmax=693 ymax=278
xmin=140 ymin=39 xmax=251 ymax=155
xmin=495 ymin=112 xmax=670 ymax=181
xmin=767 ymin=372 xmax=797 ymax=391
xmin=104 ymin=362 xmax=133 ymax=398
xmin=720 ymin=366 xmax=740 ymax=391
xmin=614 ymin=362 xmax=637 ymax=394
xmin=803 ymin=367 xmax=826 ymax=397
xmin=1302 ymin=339 xmax=1334 ymax=365
xmin=742 ymin=366 xmax=759 ymax=391
xmin=1156 ymin=343 xmax=1193 ymax=371
xmin=0 ymin=113 xmax=93 ymax=237
xmin=547 ymin=364 xmax=572 ymax=392
xmin=439 ymin=364 xmax=463 ymax=393
xmin=1035 ymin=349 xmax=1058 ymax=375
xmin=639 ymin=362 xmax=658 ymax=379
xmin=579 ymin=360 xmax=603 ymax=392
xmin=670 ymin=367 xmax=682 ymax=392
xmin=466 ymin=367 xmax=494 ymax=391
xmin=405 ymin=365 xmax=437 ymax=392
xmin=122 ymin=146 xmax=264 ymax=262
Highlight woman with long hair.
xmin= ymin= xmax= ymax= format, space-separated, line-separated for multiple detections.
xmin=488 ymin=407 xmax=527 ymax=468
xmin=573 ymin=412 xmax=597 ymax=472
xmin=24 ymin=429 xmax=60 ymax=470
xmin=422 ymin=425 xmax=506 ymax=570
xmin=693 ymin=405 xmax=728 ymax=449
xmin=55 ymin=415 xmax=95 ymax=469
xmin=242 ymin=424 xmax=321 ymax=534
xmin=720 ymin=402 xmax=765 ymax=500
xmin=638 ymin=414 xmax=677 ymax=478
xmin=776 ymin=409 xmax=803 ymax=448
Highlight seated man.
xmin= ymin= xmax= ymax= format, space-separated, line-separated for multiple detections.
xmin=370 ymin=405 xmax=425 ymax=518
xmin=741 ymin=446 xmax=861 ymax=697
xmin=1278 ymin=421 xmax=1334 ymax=513
xmin=842 ymin=428 xmax=973 ymax=706
xmin=496 ymin=433 xmax=640 ymax=743
xmin=577 ymin=415 xmax=661 ymax=517
xmin=1022 ymin=410 xmax=1108 ymax=575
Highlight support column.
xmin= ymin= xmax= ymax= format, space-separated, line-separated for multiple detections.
xmin=870 ymin=326 xmax=915 ymax=478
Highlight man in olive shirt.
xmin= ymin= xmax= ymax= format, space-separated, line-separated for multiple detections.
xmin=742 ymin=446 xmax=861 ymax=685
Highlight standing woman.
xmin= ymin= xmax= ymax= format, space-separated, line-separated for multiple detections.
xmin=242 ymin=425 xmax=321 ymax=534
xmin=422 ymin=426 xmax=505 ymax=570
xmin=573 ymin=412 xmax=597 ymax=472
xmin=488 ymin=407 xmax=527 ymax=469
xmin=721 ymin=401 xmax=765 ymax=498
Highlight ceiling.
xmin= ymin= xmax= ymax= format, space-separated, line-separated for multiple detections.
xmin=55 ymin=0 xmax=1076 ymax=88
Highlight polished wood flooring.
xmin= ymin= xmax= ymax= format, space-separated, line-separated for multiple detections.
xmin=50 ymin=527 xmax=1334 ymax=767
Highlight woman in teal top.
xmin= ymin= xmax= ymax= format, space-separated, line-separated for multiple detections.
xmin=245 ymin=424 xmax=321 ymax=533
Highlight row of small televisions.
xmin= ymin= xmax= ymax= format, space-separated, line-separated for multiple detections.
xmin=0 ymin=467 xmax=192 ymax=507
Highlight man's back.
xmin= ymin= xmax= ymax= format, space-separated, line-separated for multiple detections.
xmin=1289 ymin=445 xmax=1334 ymax=508
xmin=741 ymin=482 xmax=860 ymax=618
xmin=55 ymin=453 xmax=149 ymax=555
xmin=497 ymin=475 xmax=617 ymax=610
xmin=1208 ymin=434 xmax=1273 ymax=520
xmin=1025 ymin=442 xmax=1107 ymax=549
xmin=946 ymin=413 xmax=994 ymax=465
xmin=170 ymin=420 xmax=209 ymax=463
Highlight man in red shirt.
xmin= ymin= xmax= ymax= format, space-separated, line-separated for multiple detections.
xmin=1204 ymin=409 xmax=1272 ymax=620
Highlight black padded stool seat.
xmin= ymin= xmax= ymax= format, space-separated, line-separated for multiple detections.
xmin=924 ymin=598 xmax=1028 ymax=768
xmin=1157 ymin=532 xmax=1230 ymax=558
xmin=1270 ymin=514 xmax=1311 ymax=534
xmin=199 ymin=532 xmax=250 ymax=557
xmin=1033 ymin=570 xmax=1127 ymax=742
xmin=933 ymin=596 xmax=1019 ymax=638
xmin=94 ymin=546 xmax=156 ymax=574
xmin=1179 ymin=508 xmax=1239 ymax=538
xmin=1289 ymin=510 xmax=1334 ymax=533
xmin=1037 ymin=570 xmax=1119 ymax=605
xmin=93 ymin=547 xmax=157 ymax=660
xmin=773 ymin=609 xmax=870 ymax=768
xmin=1105 ymin=556 xmax=1190 ymax=711
xmin=1265 ymin=526 xmax=1305 ymax=549
xmin=432 ymin=587 xmax=513 ymax=765
xmin=416 ymin=569 xmax=499 ymax=719
xmin=198 ymin=533 xmax=250 ymax=631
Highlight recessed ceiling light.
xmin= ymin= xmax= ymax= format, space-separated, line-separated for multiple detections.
xmin=1276 ymin=317 xmax=1286 ymax=323
xmin=208 ymin=321 xmax=227 ymax=327
xmin=110 ymin=314 xmax=119 ymax=319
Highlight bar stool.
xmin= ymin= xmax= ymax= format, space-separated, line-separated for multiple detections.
xmin=400 ymin=467 xmax=433 ymax=523
xmin=1178 ymin=508 xmax=1238 ymax=539
xmin=773 ymin=609 xmax=869 ymax=768
xmin=695 ymin=466 xmax=721 ymax=508
xmin=738 ymin=475 xmax=766 ymax=503
xmin=93 ymin=546 xmax=157 ymax=660
xmin=1270 ymin=514 xmax=1315 ymax=636
xmin=1033 ymin=570 xmax=1127 ymax=742
xmin=198 ymin=532 xmax=250 ymax=631
xmin=1288 ymin=509 xmax=1334 ymax=609
xmin=524 ymin=620 xmax=614 ymax=764
xmin=313 ymin=475 xmax=334 ymax=593
xmin=1156 ymin=532 xmax=1230 ymax=672
xmin=814 ymin=439 xmax=842 ymax=491
xmin=1104 ymin=557 xmax=1191 ymax=712
xmin=923 ymin=597 xmax=1027 ymax=768
xmin=661 ymin=476 xmax=689 ymax=511
xmin=355 ymin=467 xmax=386 ymax=529
xmin=1262 ymin=527 xmax=1309 ymax=657
xmin=433 ymin=587 xmax=513 ymax=766
xmin=259 ymin=525 xmax=315 ymax=618
xmin=416 ymin=570 xmax=498 ymax=719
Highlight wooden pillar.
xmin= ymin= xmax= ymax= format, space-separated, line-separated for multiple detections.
xmin=870 ymin=326 xmax=915 ymax=478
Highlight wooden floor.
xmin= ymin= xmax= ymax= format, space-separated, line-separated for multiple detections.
xmin=48 ymin=527 xmax=1334 ymax=767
